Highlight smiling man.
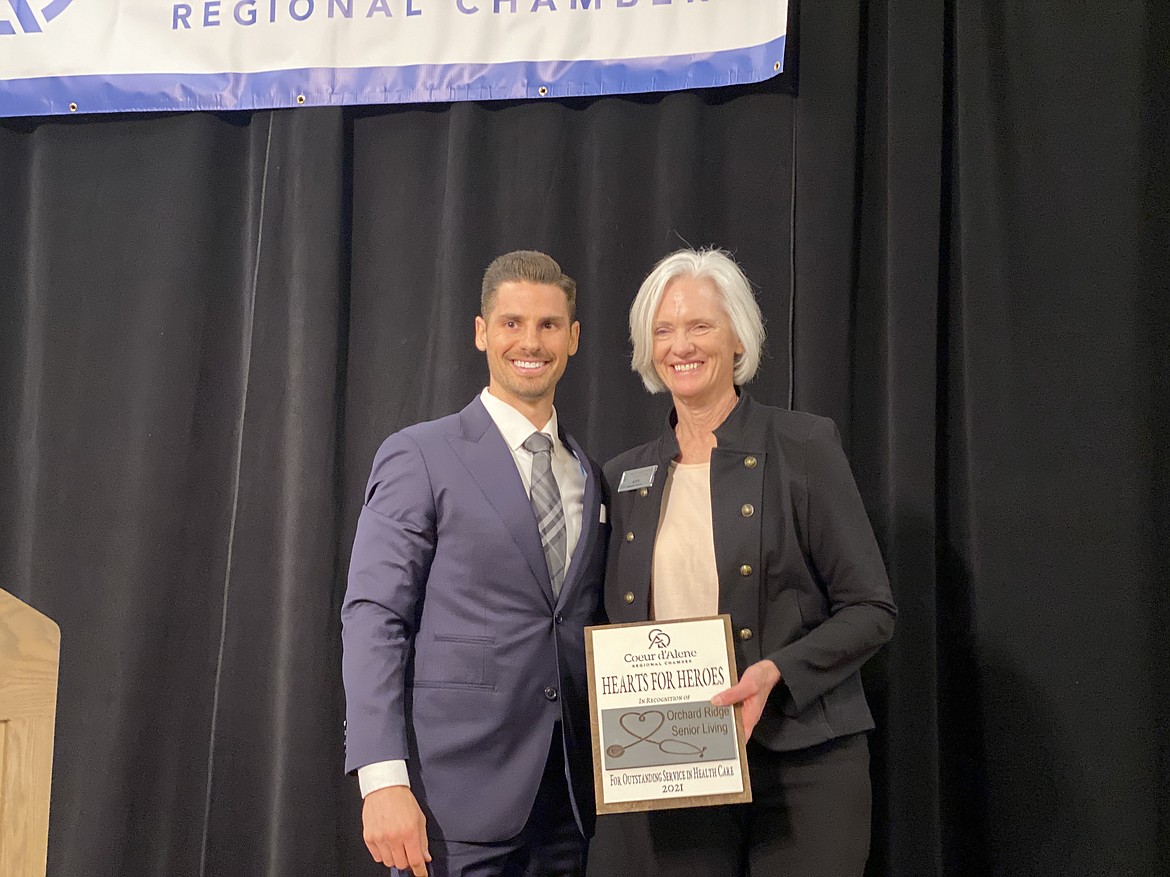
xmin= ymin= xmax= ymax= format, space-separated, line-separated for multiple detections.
xmin=342 ymin=251 xmax=608 ymax=877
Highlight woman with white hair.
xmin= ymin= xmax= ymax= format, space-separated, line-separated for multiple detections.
xmin=588 ymin=249 xmax=897 ymax=876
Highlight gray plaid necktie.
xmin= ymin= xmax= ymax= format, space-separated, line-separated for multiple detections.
xmin=523 ymin=432 xmax=567 ymax=596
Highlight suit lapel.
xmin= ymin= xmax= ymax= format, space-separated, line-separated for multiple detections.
xmin=557 ymin=431 xmax=599 ymax=609
xmin=620 ymin=438 xmax=676 ymax=616
xmin=448 ymin=398 xmax=555 ymax=607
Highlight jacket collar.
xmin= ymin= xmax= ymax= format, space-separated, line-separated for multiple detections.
xmin=656 ymin=388 xmax=763 ymax=461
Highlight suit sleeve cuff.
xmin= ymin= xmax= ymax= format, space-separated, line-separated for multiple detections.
xmin=769 ymin=653 xmax=811 ymax=717
xmin=357 ymin=760 xmax=411 ymax=797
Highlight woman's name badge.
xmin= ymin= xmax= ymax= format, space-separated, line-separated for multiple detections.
xmin=584 ymin=616 xmax=753 ymax=813
xmin=617 ymin=465 xmax=658 ymax=492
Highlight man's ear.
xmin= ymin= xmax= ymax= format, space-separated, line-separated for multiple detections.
xmin=475 ymin=315 xmax=488 ymax=351
xmin=568 ymin=321 xmax=580 ymax=356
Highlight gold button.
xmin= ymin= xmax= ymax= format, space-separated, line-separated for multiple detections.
xmin=639 ymin=488 xmax=648 ymax=497
xmin=741 ymin=503 xmax=754 ymax=517
xmin=739 ymin=564 xmax=752 ymax=576
xmin=624 ymin=591 xmax=635 ymax=604
xmin=739 ymin=628 xmax=753 ymax=641
xmin=625 ymin=531 xmax=635 ymax=542
xmin=744 ymin=456 xmax=758 ymax=469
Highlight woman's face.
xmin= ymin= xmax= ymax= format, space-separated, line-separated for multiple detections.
xmin=652 ymin=275 xmax=744 ymax=408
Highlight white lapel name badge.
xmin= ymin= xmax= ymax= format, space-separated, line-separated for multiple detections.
xmin=617 ymin=465 xmax=658 ymax=492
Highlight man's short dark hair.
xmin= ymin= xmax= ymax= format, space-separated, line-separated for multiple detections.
xmin=481 ymin=250 xmax=577 ymax=321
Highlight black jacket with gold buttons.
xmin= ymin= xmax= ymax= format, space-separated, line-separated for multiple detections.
xmin=602 ymin=392 xmax=897 ymax=752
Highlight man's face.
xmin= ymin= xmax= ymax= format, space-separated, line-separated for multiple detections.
xmin=475 ymin=281 xmax=580 ymax=410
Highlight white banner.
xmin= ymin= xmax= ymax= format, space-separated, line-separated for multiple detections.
xmin=0 ymin=0 xmax=787 ymax=117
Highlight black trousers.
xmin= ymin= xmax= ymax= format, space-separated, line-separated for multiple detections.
xmin=400 ymin=725 xmax=586 ymax=877
xmin=586 ymin=733 xmax=871 ymax=877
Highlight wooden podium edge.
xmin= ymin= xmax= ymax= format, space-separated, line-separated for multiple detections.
xmin=0 ymin=588 xmax=61 ymax=877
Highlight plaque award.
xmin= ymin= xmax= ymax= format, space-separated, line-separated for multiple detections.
xmin=584 ymin=615 xmax=752 ymax=813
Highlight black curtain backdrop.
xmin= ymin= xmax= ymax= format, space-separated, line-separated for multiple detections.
xmin=1 ymin=1 xmax=1166 ymax=874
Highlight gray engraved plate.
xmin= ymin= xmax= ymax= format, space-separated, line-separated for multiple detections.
xmin=600 ymin=701 xmax=738 ymax=770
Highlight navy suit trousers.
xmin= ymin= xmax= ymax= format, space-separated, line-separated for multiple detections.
xmin=396 ymin=725 xmax=586 ymax=877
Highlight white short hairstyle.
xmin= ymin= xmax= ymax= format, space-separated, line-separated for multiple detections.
xmin=628 ymin=248 xmax=766 ymax=393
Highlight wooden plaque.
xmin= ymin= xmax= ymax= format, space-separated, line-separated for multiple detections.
xmin=584 ymin=615 xmax=752 ymax=814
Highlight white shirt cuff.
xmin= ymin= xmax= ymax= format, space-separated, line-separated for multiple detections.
xmin=357 ymin=760 xmax=411 ymax=797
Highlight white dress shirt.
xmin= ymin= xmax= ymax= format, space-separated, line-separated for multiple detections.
xmin=358 ymin=388 xmax=587 ymax=797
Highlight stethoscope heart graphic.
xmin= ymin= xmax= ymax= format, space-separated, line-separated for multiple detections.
xmin=606 ymin=709 xmax=707 ymax=760
xmin=619 ymin=710 xmax=665 ymax=741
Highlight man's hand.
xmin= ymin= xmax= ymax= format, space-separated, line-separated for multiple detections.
xmin=362 ymin=786 xmax=431 ymax=875
xmin=710 ymin=659 xmax=782 ymax=741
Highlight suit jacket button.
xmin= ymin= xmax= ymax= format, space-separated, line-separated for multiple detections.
xmin=555 ymin=613 xmax=564 ymax=624
xmin=625 ymin=531 xmax=635 ymax=542
xmin=544 ymin=687 xmax=559 ymax=701
xmin=639 ymin=487 xmax=648 ymax=497
xmin=739 ymin=628 xmax=753 ymax=641
xmin=624 ymin=591 xmax=635 ymax=604
xmin=744 ymin=456 xmax=758 ymax=469
xmin=739 ymin=564 xmax=753 ymax=576
xmin=740 ymin=503 xmax=754 ymax=517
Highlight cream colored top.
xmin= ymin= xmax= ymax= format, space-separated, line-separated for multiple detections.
xmin=651 ymin=462 xmax=720 ymax=621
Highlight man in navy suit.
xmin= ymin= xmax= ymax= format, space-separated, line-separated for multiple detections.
xmin=342 ymin=251 xmax=607 ymax=876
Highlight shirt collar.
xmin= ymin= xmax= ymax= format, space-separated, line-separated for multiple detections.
xmin=479 ymin=388 xmax=559 ymax=452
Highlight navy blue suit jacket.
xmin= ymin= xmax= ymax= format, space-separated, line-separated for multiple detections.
xmin=342 ymin=397 xmax=607 ymax=843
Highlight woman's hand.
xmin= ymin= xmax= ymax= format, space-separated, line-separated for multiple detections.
xmin=711 ymin=659 xmax=782 ymax=740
